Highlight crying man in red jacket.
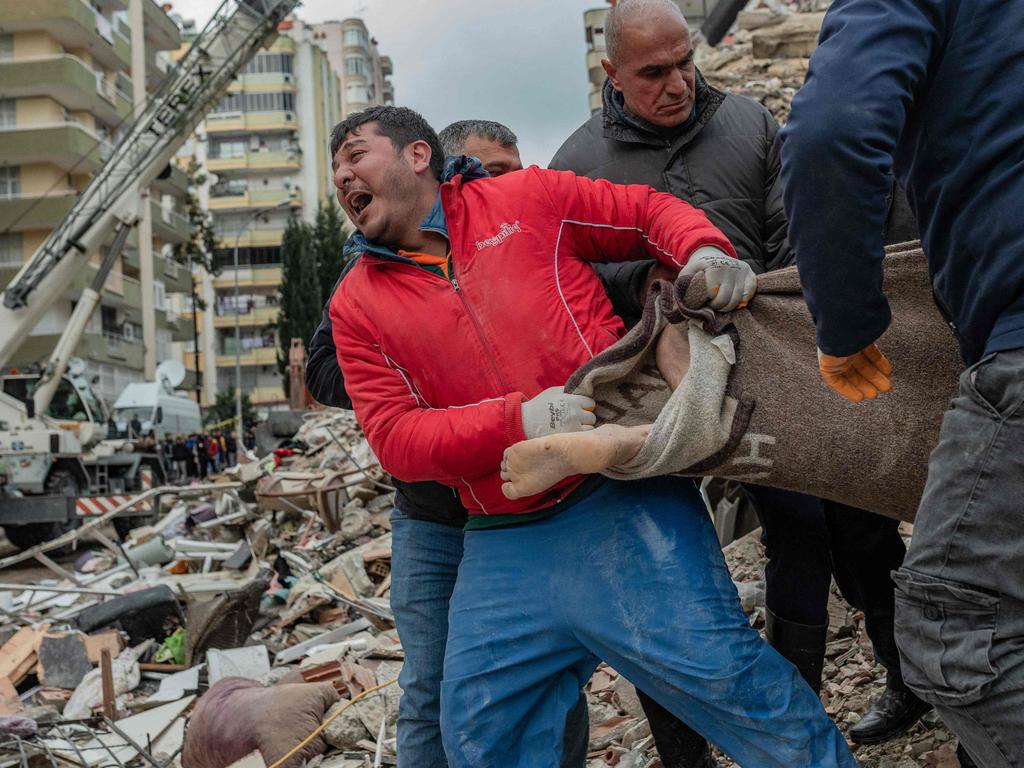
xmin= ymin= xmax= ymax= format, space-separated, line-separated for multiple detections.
xmin=328 ymin=105 xmax=857 ymax=768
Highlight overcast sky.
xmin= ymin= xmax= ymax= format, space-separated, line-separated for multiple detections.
xmin=169 ymin=0 xmax=605 ymax=166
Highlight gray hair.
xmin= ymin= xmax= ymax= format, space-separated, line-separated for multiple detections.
xmin=438 ymin=120 xmax=518 ymax=157
xmin=605 ymin=0 xmax=688 ymax=64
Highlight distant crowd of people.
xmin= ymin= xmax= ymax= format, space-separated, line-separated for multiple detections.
xmin=156 ymin=428 xmax=254 ymax=482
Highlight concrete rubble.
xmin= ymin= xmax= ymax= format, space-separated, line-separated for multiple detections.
xmin=0 ymin=410 xmax=402 ymax=767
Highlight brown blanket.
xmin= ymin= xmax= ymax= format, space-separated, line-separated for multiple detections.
xmin=566 ymin=244 xmax=962 ymax=522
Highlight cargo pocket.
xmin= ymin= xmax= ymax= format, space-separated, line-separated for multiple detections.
xmin=893 ymin=569 xmax=999 ymax=707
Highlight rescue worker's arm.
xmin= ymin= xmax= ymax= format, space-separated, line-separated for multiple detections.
xmin=330 ymin=300 xmax=527 ymax=484
xmin=779 ymin=0 xmax=941 ymax=360
xmin=532 ymin=167 xmax=754 ymax=310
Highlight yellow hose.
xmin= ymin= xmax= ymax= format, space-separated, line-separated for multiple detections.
xmin=266 ymin=678 xmax=399 ymax=768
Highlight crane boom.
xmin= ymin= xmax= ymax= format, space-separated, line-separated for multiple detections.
xmin=0 ymin=0 xmax=301 ymax=369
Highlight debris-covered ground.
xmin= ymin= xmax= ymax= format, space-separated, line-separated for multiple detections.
xmin=0 ymin=406 xmax=966 ymax=767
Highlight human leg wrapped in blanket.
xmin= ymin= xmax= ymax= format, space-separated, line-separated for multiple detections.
xmin=501 ymin=244 xmax=962 ymax=523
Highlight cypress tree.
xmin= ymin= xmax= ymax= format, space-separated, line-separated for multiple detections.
xmin=277 ymin=217 xmax=321 ymax=395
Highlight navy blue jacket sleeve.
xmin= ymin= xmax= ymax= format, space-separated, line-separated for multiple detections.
xmin=779 ymin=0 xmax=944 ymax=356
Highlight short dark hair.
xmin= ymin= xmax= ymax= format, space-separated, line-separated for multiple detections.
xmin=438 ymin=120 xmax=518 ymax=157
xmin=329 ymin=106 xmax=445 ymax=181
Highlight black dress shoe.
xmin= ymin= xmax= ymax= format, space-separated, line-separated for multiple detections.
xmin=848 ymin=686 xmax=933 ymax=744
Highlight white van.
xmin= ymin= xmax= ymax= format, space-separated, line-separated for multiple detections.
xmin=111 ymin=361 xmax=202 ymax=439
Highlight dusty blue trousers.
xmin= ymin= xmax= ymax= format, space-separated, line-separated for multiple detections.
xmin=440 ymin=476 xmax=858 ymax=768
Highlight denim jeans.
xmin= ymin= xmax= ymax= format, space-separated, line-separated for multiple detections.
xmin=440 ymin=477 xmax=856 ymax=768
xmin=390 ymin=513 xmax=588 ymax=768
xmin=895 ymin=347 xmax=1024 ymax=767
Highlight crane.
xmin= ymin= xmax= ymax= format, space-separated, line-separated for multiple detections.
xmin=0 ymin=0 xmax=301 ymax=548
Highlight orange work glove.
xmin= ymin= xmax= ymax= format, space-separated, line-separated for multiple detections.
xmin=817 ymin=344 xmax=893 ymax=402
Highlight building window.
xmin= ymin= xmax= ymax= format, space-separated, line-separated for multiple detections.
xmin=211 ymin=139 xmax=246 ymax=159
xmin=0 ymin=233 xmax=22 ymax=266
xmin=343 ymin=27 xmax=368 ymax=48
xmin=212 ymin=91 xmax=295 ymax=113
xmin=153 ymin=280 xmax=166 ymax=311
xmin=345 ymin=55 xmax=366 ymax=76
xmin=0 ymin=99 xmax=15 ymax=128
xmin=212 ymin=246 xmax=282 ymax=268
xmin=345 ymin=83 xmax=369 ymax=103
xmin=0 ymin=166 xmax=19 ymax=199
xmin=244 ymin=52 xmax=293 ymax=74
xmin=0 ymin=34 xmax=13 ymax=62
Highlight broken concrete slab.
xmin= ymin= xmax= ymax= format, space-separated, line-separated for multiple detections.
xmin=37 ymin=631 xmax=94 ymax=689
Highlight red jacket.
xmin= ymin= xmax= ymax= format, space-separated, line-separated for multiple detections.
xmin=330 ymin=166 xmax=735 ymax=517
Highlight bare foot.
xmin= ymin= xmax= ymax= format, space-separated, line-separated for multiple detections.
xmin=500 ymin=423 xmax=651 ymax=500
xmin=655 ymin=323 xmax=690 ymax=389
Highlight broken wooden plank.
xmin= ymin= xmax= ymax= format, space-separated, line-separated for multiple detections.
xmin=0 ymin=625 xmax=47 ymax=686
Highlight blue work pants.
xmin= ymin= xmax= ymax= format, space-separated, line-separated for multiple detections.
xmin=390 ymin=513 xmax=588 ymax=768
xmin=440 ymin=477 xmax=857 ymax=768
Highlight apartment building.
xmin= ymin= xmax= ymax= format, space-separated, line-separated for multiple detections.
xmin=180 ymin=18 xmax=347 ymax=412
xmin=311 ymin=19 xmax=394 ymax=117
xmin=0 ymin=0 xmax=193 ymax=403
xmin=584 ymin=1 xmax=718 ymax=113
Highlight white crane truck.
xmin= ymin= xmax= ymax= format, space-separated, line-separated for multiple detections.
xmin=0 ymin=0 xmax=301 ymax=548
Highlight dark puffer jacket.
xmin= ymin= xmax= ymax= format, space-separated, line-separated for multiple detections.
xmin=551 ymin=75 xmax=792 ymax=275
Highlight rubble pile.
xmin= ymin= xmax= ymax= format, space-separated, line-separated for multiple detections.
xmin=0 ymin=410 xmax=403 ymax=768
xmin=0 ymin=407 xmax=968 ymax=767
xmin=696 ymin=7 xmax=828 ymax=124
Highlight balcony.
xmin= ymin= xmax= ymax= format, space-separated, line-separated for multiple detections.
xmin=0 ymin=123 xmax=111 ymax=173
xmin=206 ymin=149 xmax=300 ymax=174
xmin=70 ymin=268 xmax=141 ymax=308
xmin=215 ymin=346 xmax=277 ymax=367
xmin=0 ymin=192 xmax=76 ymax=234
xmin=380 ymin=56 xmax=393 ymax=77
xmin=150 ymin=199 xmax=190 ymax=245
xmin=0 ymin=0 xmax=131 ymax=71
xmin=75 ymin=330 xmax=144 ymax=369
xmin=212 ymin=228 xmax=285 ymax=250
xmin=0 ymin=55 xmax=131 ymax=124
xmin=212 ymin=304 xmax=279 ymax=328
xmin=587 ymin=49 xmax=605 ymax=86
xmin=142 ymin=0 xmax=181 ymax=52
xmin=153 ymin=163 xmax=189 ymax=195
xmin=212 ymin=266 xmax=282 ymax=289
xmin=228 ymin=73 xmax=297 ymax=91
xmin=205 ymin=110 xmax=298 ymax=134
xmin=208 ymin=187 xmax=302 ymax=212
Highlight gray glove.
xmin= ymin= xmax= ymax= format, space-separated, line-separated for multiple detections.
xmin=681 ymin=246 xmax=757 ymax=311
xmin=520 ymin=386 xmax=596 ymax=439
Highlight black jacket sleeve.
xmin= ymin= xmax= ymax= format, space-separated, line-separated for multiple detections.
xmin=592 ymin=260 xmax=655 ymax=328
xmin=305 ymin=288 xmax=352 ymax=410
xmin=762 ymin=124 xmax=795 ymax=272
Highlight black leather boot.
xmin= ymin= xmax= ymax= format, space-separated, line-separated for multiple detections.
xmin=848 ymin=675 xmax=932 ymax=744
xmin=639 ymin=689 xmax=719 ymax=768
xmin=765 ymin=609 xmax=828 ymax=693
xmin=956 ymin=743 xmax=979 ymax=767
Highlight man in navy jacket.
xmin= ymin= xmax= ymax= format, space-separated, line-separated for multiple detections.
xmin=780 ymin=1 xmax=1024 ymax=764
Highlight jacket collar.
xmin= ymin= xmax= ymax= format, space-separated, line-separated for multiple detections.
xmin=601 ymin=68 xmax=726 ymax=148
xmin=346 ymin=155 xmax=489 ymax=262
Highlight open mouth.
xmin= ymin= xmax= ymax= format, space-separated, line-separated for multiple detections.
xmin=346 ymin=189 xmax=374 ymax=219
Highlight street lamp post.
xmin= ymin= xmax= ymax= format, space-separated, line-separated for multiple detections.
xmin=233 ymin=200 xmax=292 ymax=433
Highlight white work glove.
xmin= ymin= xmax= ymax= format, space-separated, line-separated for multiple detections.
xmin=520 ymin=386 xmax=596 ymax=439
xmin=680 ymin=246 xmax=757 ymax=311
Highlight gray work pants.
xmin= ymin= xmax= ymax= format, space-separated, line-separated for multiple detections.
xmin=894 ymin=347 xmax=1024 ymax=767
